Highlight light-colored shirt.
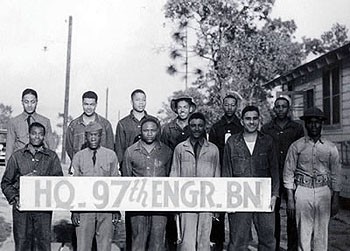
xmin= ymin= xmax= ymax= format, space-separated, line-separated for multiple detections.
xmin=72 ymin=146 xmax=119 ymax=177
xmin=6 ymin=112 xmax=54 ymax=162
xmin=283 ymin=136 xmax=341 ymax=191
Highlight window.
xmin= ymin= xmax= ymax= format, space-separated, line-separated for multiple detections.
xmin=304 ymin=89 xmax=314 ymax=109
xmin=322 ymin=66 xmax=340 ymax=125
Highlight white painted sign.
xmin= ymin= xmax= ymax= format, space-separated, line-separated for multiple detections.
xmin=19 ymin=177 xmax=272 ymax=212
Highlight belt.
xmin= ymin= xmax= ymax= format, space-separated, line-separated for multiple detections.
xmin=295 ymin=174 xmax=330 ymax=188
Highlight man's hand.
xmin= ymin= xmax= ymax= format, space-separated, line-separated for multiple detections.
xmin=331 ymin=192 xmax=340 ymax=217
xmin=10 ymin=196 xmax=20 ymax=210
xmin=112 ymin=211 xmax=122 ymax=226
xmin=286 ymin=189 xmax=295 ymax=219
xmin=71 ymin=212 xmax=80 ymax=226
xmin=270 ymin=195 xmax=277 ymax=212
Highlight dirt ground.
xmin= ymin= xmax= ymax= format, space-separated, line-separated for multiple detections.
xmin=1 ymin=164 xmax=350 ymax=251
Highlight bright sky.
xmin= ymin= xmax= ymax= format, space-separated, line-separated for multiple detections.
xmin=0 ymin=0 xmax=350 ymax=132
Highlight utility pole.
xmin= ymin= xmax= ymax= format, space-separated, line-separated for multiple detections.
xmin=61 ymin=16 xmax=73 ymax=163
xmin=105 ymin=88 xmax=109 ymax=119
xmin=184 ymin=26 xmax=188 ymax=90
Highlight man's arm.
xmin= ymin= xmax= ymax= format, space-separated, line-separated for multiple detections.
xmin=169 ymin=146 xmax=181 ymax=177
xmin=115 ymin=122 xmax=126 ymax=163
xmin=330 ymin=144 xmax=341 ymax=216
xmin=105 ymin=120 xmax=115 ymax=151
xmin=268 ymin=138 xmax=280 ymax=198
xmin=50 ymin=153 xmax=64 ymax=176
xmin=65 ymin=123 xmax=74 ymax=161
xmin=44 ymin=118 xmax=55 ymax=150
xmin=222 ymin=142 xmax=232 ymax=177
xmin=122 ymin=149 xmax=132 ymax=177
xmin=1 ymin=155 xmax=19 ymax=204
xmin=213 ymin=147 xmax=221 ymax=177
xmin=283 ymin=143 xmax=298 ymax=218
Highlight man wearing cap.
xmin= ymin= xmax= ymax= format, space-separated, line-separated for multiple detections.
xmin=123 ymin=117 xmax=173 ymax=251
xmin=208 ymin=94 xmax=243 ymax=250
xmin=1 ymin=122 xmax=63 ymax=251
xmin=222 ymin=105 xmax=279 ymax=251
xmin=170 ymin=112 xmax=220 ymax=251
xmin=284 ymin=107 xmax=341 ymax=251
xmin=71 ymin=122 xmax=121 ymax=251
xmin=161 ymin=95 xmax=196 ymax=150
xmin=261 ymin=96 xmax=303 ymax=251
xmin=6 ymin=88 xmax=54 ymax=163
xmin=66 ymin=91 xmax=114 ymax=173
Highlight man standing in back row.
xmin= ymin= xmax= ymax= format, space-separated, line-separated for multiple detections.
xmin=209 ymin=94 xmax=243 ymax=251
xmin=6 ymin=88 xmax=54 ymax=163
xmin=261 ymin=96 xmax=303 ymax=251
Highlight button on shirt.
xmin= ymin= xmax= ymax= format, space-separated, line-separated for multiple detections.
xmin=123 ymin=141 xmax=173 ymax=177
xmin=72 ymin=147 xmax=119 ymax=177
xmin=115 ymin=111 xmax=159 ymax=164
xmin=283 ymin=136 xmax=341 ymax=191
xmin=66 ymin=113 xmax=114 ymax=160
xmin=160 ymin=118 xmax=190 ymax=150
xmin=6 ymin=112 xmax=54 ymax=162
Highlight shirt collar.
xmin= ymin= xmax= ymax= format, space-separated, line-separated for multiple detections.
xmin=304 ymin=135 xmax=325 ymax=144
xmin=24 ymin=143 xmax=49 ymax=155
xmin=21 ymin=111 xmax=37 ymax=120
xmin=77 ymin=113 xmax=100 ymax=125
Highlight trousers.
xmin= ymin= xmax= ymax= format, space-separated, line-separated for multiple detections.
xmin=295 ymin=185 xmax=331 ymax=251
xmin=12 ymin=206 xmax=52 ymax=251
xmin=75 ymin=212 xmax=113 ymax=251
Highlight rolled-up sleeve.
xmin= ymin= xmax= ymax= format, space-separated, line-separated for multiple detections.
xmin=283 ymin=143 xmax=298 ymax=190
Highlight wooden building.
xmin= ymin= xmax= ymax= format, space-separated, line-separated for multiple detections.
xmin=264 ymin=42 xmax=350 ymax=197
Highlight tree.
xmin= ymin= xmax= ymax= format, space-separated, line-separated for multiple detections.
xmin=302 ymin=23 xmax=349 ymax=55
xmin=161 ymin=0 xmax=305 ymax=123
xmin=0 ymin=103 xmax=13 ymax=129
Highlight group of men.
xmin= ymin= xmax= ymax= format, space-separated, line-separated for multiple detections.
xmin=1 ymin=87 xmax=341 ymax=251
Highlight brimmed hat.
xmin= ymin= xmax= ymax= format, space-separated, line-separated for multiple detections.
xmin=170 ymin=95 xmax=196 ymax=113
xmin=300 ymin=107 xmax=327 ymax=121
xmin=85 ymin=122 xmax=103 ymax=133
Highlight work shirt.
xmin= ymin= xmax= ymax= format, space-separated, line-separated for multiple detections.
xmin=66 ymin=113 xmax=114 ymax=160
xmin=114 ymin=111 xmax=158 ymax=165
xmin=160 ymin=118 xmax=190 ymax=150
xmin=222 ymin=132 xmax=280 ymax=197
xmin=6 ymin=112 xmax=54 ymax=162
xmin=1 ymin=144 xmax=63 ymax=204
xmin=170 ymin=138 xmax=220 ymax=178
xmin=72 ymin=146 xmax=119 ymax=177
xmin=209 ymin=115 xmax=243 ymax=164
xmin=261 ymin=118 xmax=304 ymax=168
xmin=283 ymin=136 xmax=341 ymax=191
xmin=123 ymin=140 xmax=172 ymax=177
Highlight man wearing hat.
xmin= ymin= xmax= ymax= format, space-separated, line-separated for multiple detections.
xmin=71 ymin=122 xmax=121 ymax=251
xmin=161 ymin=95 xmax=196 ymax=150
xmin=284 ymin=107 xmax=341 ymax=251
xmin=209 ymin=94 xmax=243 ymax=250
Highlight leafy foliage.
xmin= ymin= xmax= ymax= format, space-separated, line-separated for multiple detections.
xmin=0 ymin=103 xmax=13 ymax=129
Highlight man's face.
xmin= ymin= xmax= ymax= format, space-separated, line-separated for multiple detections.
xmin=131 ymin=92 xmax=146 ymax=113
xmin=86 ymin=131 xmax=102 ymax=150
xmin=241 ymin=111 xmax=260 ymax=133
xmin=82 ymin=98 xmax=97 ymax=117
xmin=223 ymin=97 xmax=237 ymax=117
xmin=22 ymin=94 xmax=37 ymax=114
xmin=141 ymin=121 xmax=158 ymax=144
xmin=305 ymin=117 xmax=322 ymax=138
xmin=274 ymin=99 xmax=289 ymax=119
xmin=189 ymin=118 xmax=205 ymax=139
xmin=176 ymin=100 xmax=191 ymax=120
xmin=29 ymin=126 xmax=45 ymax=147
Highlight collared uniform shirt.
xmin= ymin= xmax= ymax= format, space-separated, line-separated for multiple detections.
xmin=123 ymin=141 xmax=173 ymax=177
xmin=261 ymin=118 xmax=304 ymax=168
xmin=170 ymin=138 xmax=220 ymax=178
xmin=283 ymin=136 xmax=341 ymax=191
xmin=6 ymin=112 xmax=54 ymax=162
xmin=66 ymin=113 xmax=114 ymax=160
xmin=209 ymin=115 xmax=243 ymax=164
xmin=222 ymin=132 xmax=280 ymax=197
xmin=114 ymin=111 xmax=158 ymax=165
xmin=160 ymin=118 xmax=190 ymax=151
xmin=72 ymin=146 xmax=119 ymax=177
xmin=1 ymin=144 xmax=63 ymax=204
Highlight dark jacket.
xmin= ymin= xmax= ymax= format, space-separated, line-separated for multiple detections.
xmin=1 ymin=145 xmax=63 ymax=204
xmin=222 ymin=132 xmax=279 ymax=197
xmin=160 ymin=118 xmax=190 ymax=150
xmin=209 ymin=115 xmax=243 ymax=164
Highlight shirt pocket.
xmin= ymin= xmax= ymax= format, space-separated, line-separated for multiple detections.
xmin=231 ymin=154 xmax=247 ymax=175
xmin=257 ymin=152 xmax=268 ymax=170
